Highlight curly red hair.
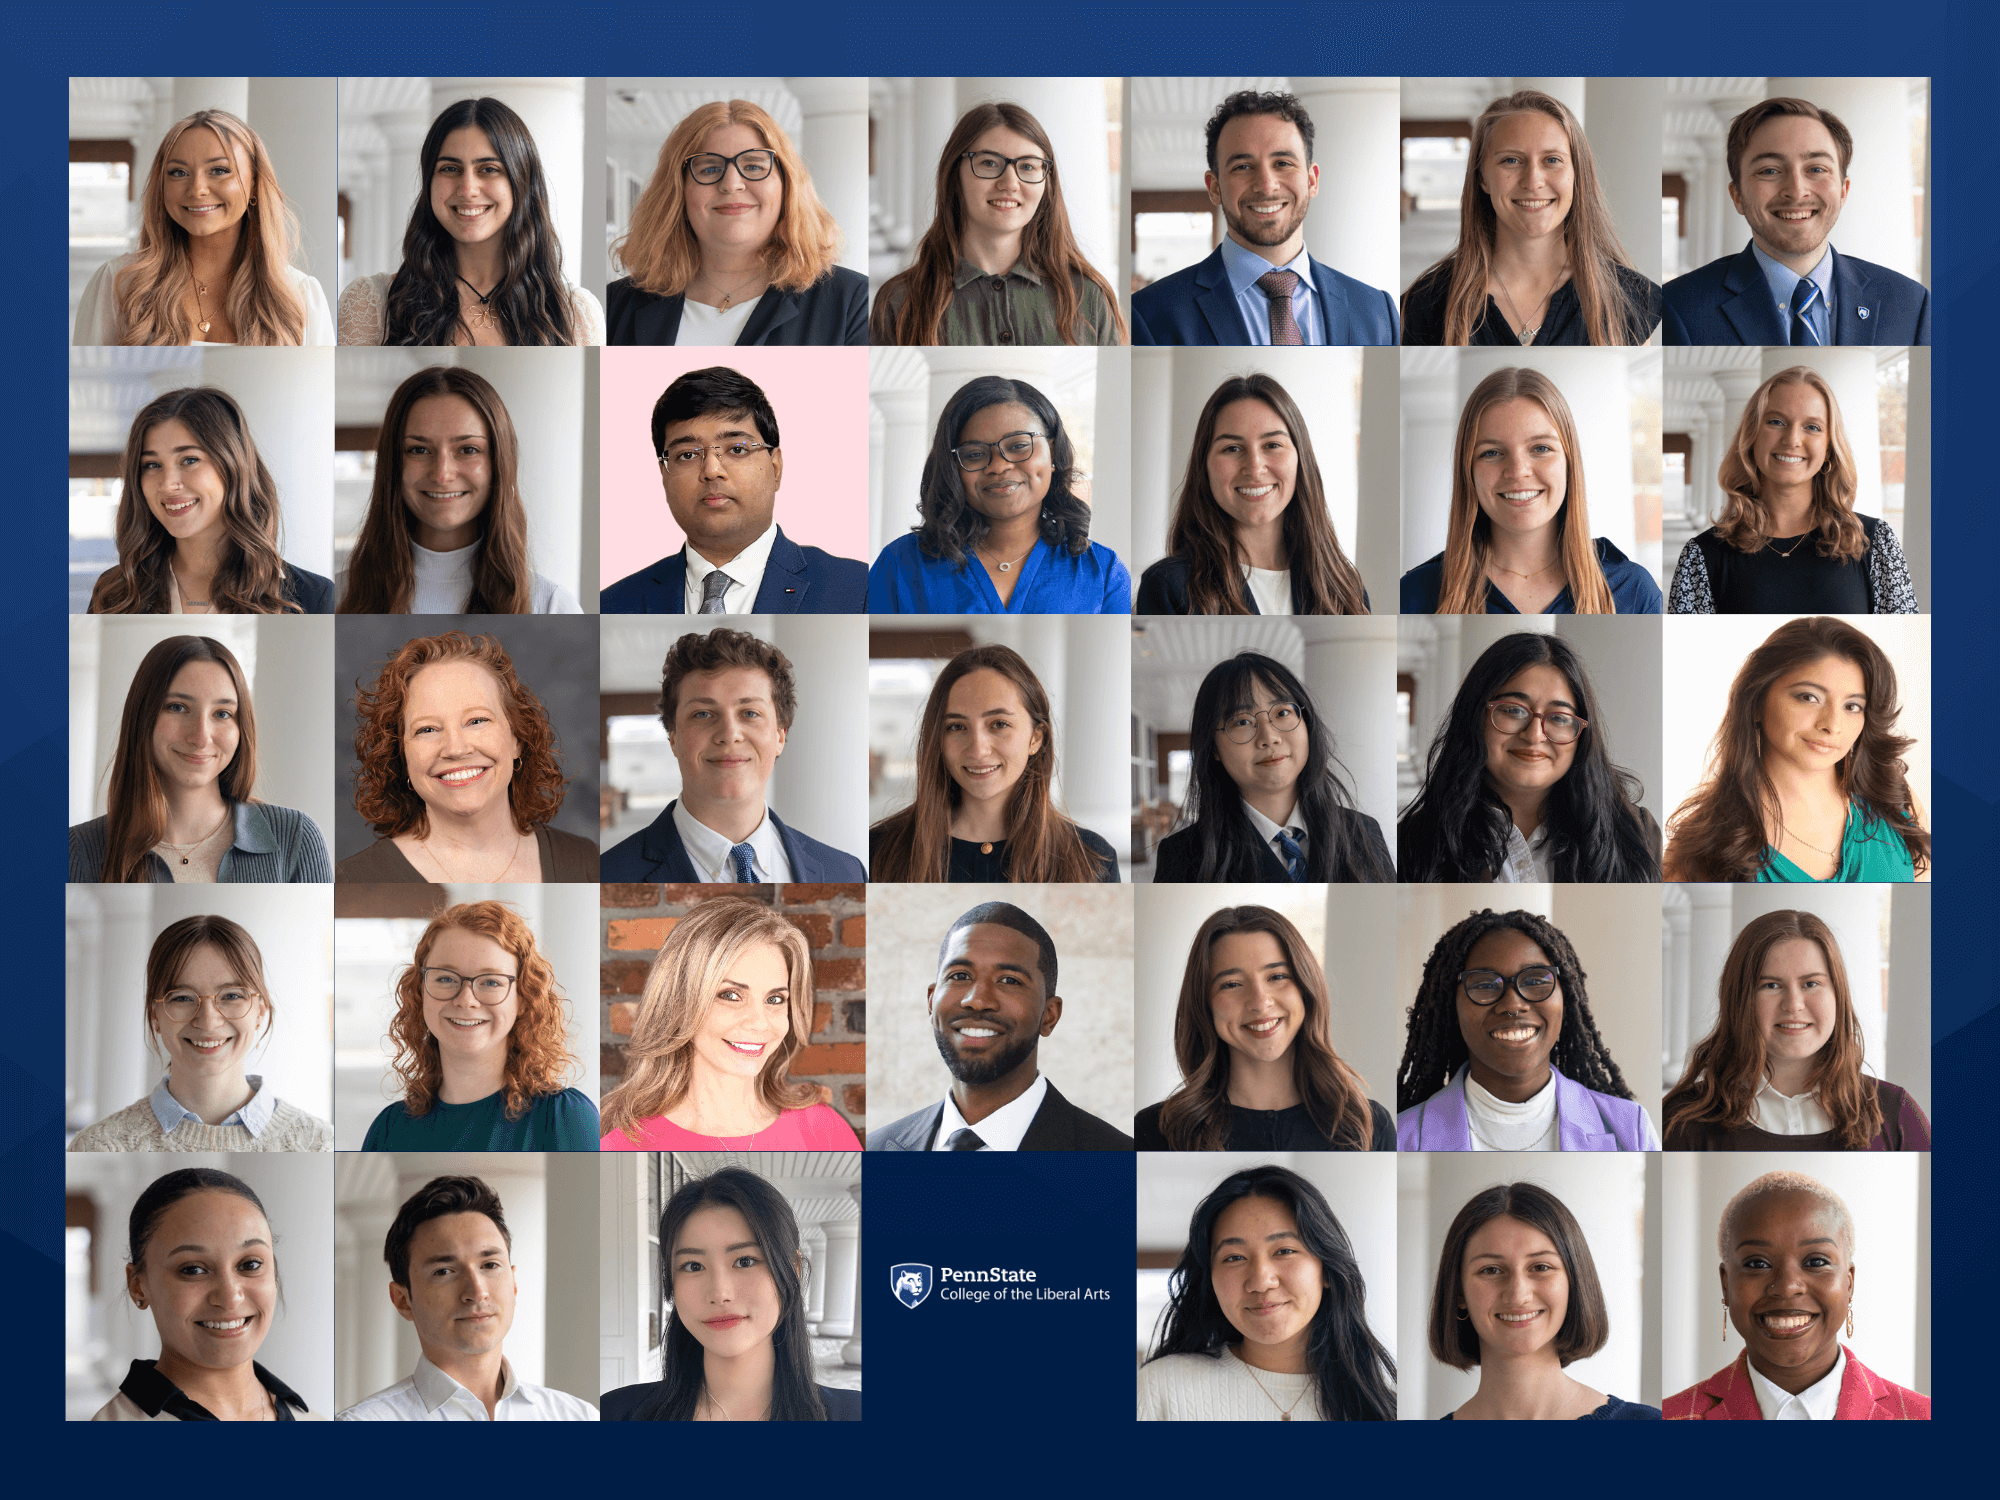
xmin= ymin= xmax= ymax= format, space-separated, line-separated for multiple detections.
xmin=352 ymin=631 xmax=568 ymax=838
xmin=388 ymin=901 xmax=578 ymax=1120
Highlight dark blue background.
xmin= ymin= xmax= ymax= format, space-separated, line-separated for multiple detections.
xmin=21 ymin=2 xmax=1988 ymax=1483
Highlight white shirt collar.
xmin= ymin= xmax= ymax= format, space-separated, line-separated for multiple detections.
xmin=683 ymin=523 xmax=779 ymax=614
xmin=1240 ymin=798 xmax=1304 ymax=860
xmin=672 ymin=800 xmax=792 ymax=882
xmin=1497 ymin=822 xmax=1552 ymax=883
xmin=1749 ymin=1346 xmax=1845 ymax=1420
xmin=412 ymin=1354 xmax=520 ymax=1416
xmin=934 ymin=1073 xmax=1049 ymax=1151
xmin=148 ymin=1074 xmax=277 ymax=1137
xmin=1750 ymin=1075 xmax=1835 ymax=1136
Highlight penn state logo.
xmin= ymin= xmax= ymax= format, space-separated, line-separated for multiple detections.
xmin=890 ymin=1263 xmax=934 ymax=1309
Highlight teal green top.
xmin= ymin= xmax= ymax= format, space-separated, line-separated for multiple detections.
xmin=362 ymin=1087 xmax=599 ymax=1151
xmin=1758 ymin=803 xmax=1917 ymax=883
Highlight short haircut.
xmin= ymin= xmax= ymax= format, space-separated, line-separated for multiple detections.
xmin=938 ymin=901 xmax=1057 ymax=996
xmin=650 ymin=365 xmax=780 ymax=455
xmin=1428 ymin=1182 xmax=1609 ymax=1371
xmin=1726 ymin=97 xmax=1854 ymax=186
xmin=384 ymin=1175 xmax=512 ymax=1288
xmin=1717 ymin=1170 xmax=1855 ymax=1261
xmin=658 ymin=627 xmax=797 ymax=733
xmin=1204 ymin=89 xmax=1316 ymax=177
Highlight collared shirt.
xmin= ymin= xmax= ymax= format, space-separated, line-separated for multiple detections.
xmin=1464 ymin=1068 xmax=1560 ymax=1152
xmin=1240 ymin=798 xmax=1307 ymax=872
xmin=869 ymin=258 xmax=1120 ymax=347
xmin=672 ymin=800 xmax=794 ymax=883
xmin=1749 ymin=1076 xmax=1835 ymax=1135
xmin=68 ymin=801 xmax=332 ymax=884
xmin=1497 ymin=822 xmax=1553 ymax=883
xmin=337 ymin=1355 xmax=598 ymax=1422
xmin=1748 ymin=1347 xmax=1845 ymax=1420
xmin=1219 ymin=235 xmax=1322 ymax=345
xmin=148 ymin=1074 xmax=277 ymax=1139
xmin=932 ymin=1073 xmax=1049 ymax=1152
xmin=95 ymin=1358 xmax=318 ymax=1421
xmin=682 ymin=522 xmax=779 ymax=615
xmin=1751 ymin=240 xmax=1835 ymax=346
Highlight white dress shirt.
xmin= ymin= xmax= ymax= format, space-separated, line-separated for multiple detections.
xmin=683 ymin=522 xmax=779 ymax=614
xmin=932 ymin=1074 xmax=1049 ymax=1151
xmin=1464 ymin=1068 xmax=1560 ymax=1152
xmin=672 ymin=800 xmax=794 ymax=883
xmin=1497 ymin=822 xmax=1554 ymax=883
xmin=1749 ymin=1076 xmax=1835 ymax=1135
xmin=149 ymin=1074 xmax=277 ymax=1138
xmin=1748 ymin=1347 xmax=1845 ymax=1420
xmin=337 ymin=1355 xmax=597 ymax=1421
xmin=1240 ymin=798 xmax=1306 ymax=871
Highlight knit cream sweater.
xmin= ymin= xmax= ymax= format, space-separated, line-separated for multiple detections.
xmin=68 ymin=1097 xmax=333 ymax=1152
xmin=1136 ymin=1346 xmax=1323 ymax=1421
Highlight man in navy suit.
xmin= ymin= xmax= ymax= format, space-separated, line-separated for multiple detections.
xmin=599 ymin=366 xmax=868 ymax=612
xmin=599 ymin=627 xmax=865 ymax=882
xmin=1664 ymin=97 xmax=1929 ymax=346
xmin=1131 ymin=89 xmax=1398 ymax=347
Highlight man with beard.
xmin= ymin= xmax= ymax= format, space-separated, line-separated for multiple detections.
xmin=1131 ymin=90 xmax=1398 ymax=346
xmin=866 ymin=901 xmax=1133 ymax=1150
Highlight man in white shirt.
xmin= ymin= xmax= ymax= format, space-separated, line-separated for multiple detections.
xmin=337 ymin=1175 xmax=595 ymax=1421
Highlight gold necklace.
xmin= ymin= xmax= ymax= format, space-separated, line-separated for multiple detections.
xmin=696 ymin=267 xmax=767 ymax=311
xmin=419 ymin=830 xmax=527 ymax=883
xmin=1239 ymin=1357 xmax=1310 ymax=1421
xmin=193 ymin=278 xmax=214 ymax=337
xmin=1766 ymin=533 xmax=1811 ymax=558
xmin=1489 ymin=556 xmax=1560 ymax=580
xmin=1779 ymin=801 xmax=1849 ymax=859
xmin=155 ymin=806 xmax=233 ymax=866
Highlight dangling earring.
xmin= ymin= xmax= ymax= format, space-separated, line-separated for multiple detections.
xmin=1846 ymin=1308 xmax=1854 ymax=1339
xmin=1721 ymin=1300 xmax=1729 ymax=1340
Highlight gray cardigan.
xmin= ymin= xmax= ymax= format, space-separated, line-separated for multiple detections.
xmin=69 ymin=802 xmax=331 ymax=883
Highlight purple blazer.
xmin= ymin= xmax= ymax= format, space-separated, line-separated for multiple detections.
xmin=1397 ymin=1064 xmax=1660 ymax=1151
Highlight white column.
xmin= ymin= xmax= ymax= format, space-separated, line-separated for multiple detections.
xmin=1662 ymin=886 xmax=1691 ymax=1086
xmin=95 ymin=888 xmax=154 ymax=1115
xmin=200 ymin=347 xmax=334 ymax=578
xmin=432 ymin=79 xmax=585 ymax=286
xmin=543 ymin=1156 xmax=598 ymax=1407
xmin=1510 ymin=78 xmax=1585 ymax=122
xmin=1298 ymin=620 xmax=1398 ymax=838
xmin=1091 ymin=346 xmax=1132 ymax=566
xmin=173 ymin=77 xmax=249 ymax=120
xmin=910 ymin=76 xmax=959 ymax=250
xmin=70 ymin=621 xmax=100 ymax=828
xmin=245 ymin=77 xmax=335 ymax=286
xmin=871 ymin=386 xmax=928 ymax=559
xmin=923 ymin=346 xmax=1058 ymax=431
xmin=334 ymin=1214 xmax=360 ymax=1412
xmin=1399 ymin=368 xmax=1457 ymax=571
xmin=840 ymin=1181 xmax=862 ymax=1367
xmin=1396 ymin=1154 xmax=1429 ymax=1420
xmin=1902 ymin=351 xmax=1929 ymax=609
xmin=1759 ymin=347 xmax=1881 ymax=517
xmin=955 ymin=78 xmax=1114 ymax=291
xmin=1287 ymin=78 xmax=1399 ymax=294
xmin=770 ymin=616 xmax=868 ymax=861
xmin=1064 ymin=617 xmax=1129 ymax=870
xmin=817 ymin=1220 xmax=858 ymax=1339
xmin=1693 ymin=397 xmax=1727 ymax=529
xmin=1684 ymin=885 xmax=1734 ymax=1059
xmin=244 ymin=615 xmax=334 ymax=852
xmin=455 ymin=347 xmax=585 ymax=604
xmin=377 ymin=108 xmax=435 ymax=278
xmin=1765 ymin=78 xmax=1917 ymax=278
xmin=801 ymin=1224 xmax=827 ymax=1333
xmin=783 ymin=78 xmax=869 ymax=276
xmin=1130 ymin=350 xmax=1173 ymax=579
xmin=1582 ymin=78 xmax=1665 ymax=282
xmin=345 ymin=1205 xmax=403 ymax=1403
xmin=66 ymin=890 xmax=104 ymax=1129
xmin=1697 ymin=133 xmax=1730 ymax=268
xmin=1356 ymin=348 xmax=1401 ymax=606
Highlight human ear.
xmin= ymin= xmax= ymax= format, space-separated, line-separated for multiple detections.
xmin=1039 ymin=994 xmax=1064 ymax=1036
xmin=389 ymin=1281 xmax=416 ymax=1323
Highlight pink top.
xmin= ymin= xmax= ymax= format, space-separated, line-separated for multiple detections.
xmin=600 ymin=1102 xmax=861 ymax=1151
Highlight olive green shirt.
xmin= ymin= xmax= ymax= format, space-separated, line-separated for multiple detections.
xmin=871 ymin=258 xmax=1121 ymax=346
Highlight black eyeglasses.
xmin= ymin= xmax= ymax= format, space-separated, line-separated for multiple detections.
xmin=951 ymin=431 xmax=1042 ymax=471
xmin=685 ymin=149 xmax=776 ymax=185
xmin=1458 ymin=966 xmax=1560 ymax=1005
xmin=961 ymin=150 xmax=1050 ymax=183
xmin=1487 ymin=700 xmax=1587 ymax=744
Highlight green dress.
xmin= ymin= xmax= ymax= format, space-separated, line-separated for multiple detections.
xmin=1757 ymin=804 xmax=1918 ymax=883
xmin=362 ymin=1087 xmax=599 ymax=1150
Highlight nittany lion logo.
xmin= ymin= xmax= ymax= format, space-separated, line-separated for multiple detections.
xmin=890 ymin=1263 xmax=934 ymax=1309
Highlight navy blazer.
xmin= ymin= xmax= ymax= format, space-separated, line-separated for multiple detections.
xmin=1132 ymin=245 xmax=1398 ymax=346
xmin=599 ymin=800 xmax=865 ymax=883
xmin=598 ymin=525 xmax=868 ymax=614
xmin=866 ymin=1078 xmax=1135 ymax=1151
xmin=604 ymin=266 xmax=869 ymax=346
xmin=1662 ymin=242 xmax=1929 ymax=346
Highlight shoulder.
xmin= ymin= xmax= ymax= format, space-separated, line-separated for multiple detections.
xmin=1847 ymin=1353 xmax=1931 ymax=1418
xmin=1399 ymin=552 xmax=1445 ymax=613
xmin=1076 ymin=824 xmax=1121 ymax=881
xmin=362 ymin=1099 xmax=410 ymax=1148
xmin=534 ymin=1088 xmax=600 ymax=1124
xmin=1663 ymin=252 xmax=1738 ymax=300
xmin=539 ymin=824 xmax=601 ymax=881
xmin=1131 ymin=254 xmax=1213 ymax=312
xmin=1594 ymin=1393 xmax=1664 ymax=1420
xmin=1592 ymin=538 xmax=1664 ymax=613
xmin=1368 ymin=1097 xmax=1397 ymax=1151
xmin=69 ymin=817 xmax=111 ymax=880
xmin=598 ymin=1382 xmax=655 ymax=1422
xmin=1612 ymin=261 xmax=1665 ymax=307
xmin=1399 ymin=260 xmax=1454 ymax=340
xmin=336 ymin=838 xmax=422 ymax=883
xmin=336 ymin=272 xmax=393 ymax=346
xmin=1137 ymin=1351 xmax=1226 ymax=1398
xmin=818 ymin=1384 xmax=863 ymax=1421
xmin=1133 ymin=1101 xmax=1169 ymax=1150
xmin=1837 ymin=250 xmax=1928 ymax=298
xmin=281 ymin=563 xmax=336 ymax=614
xmin=335 ymin=1377 xmax=421 ymax=1420
xmin=865 ymin=1101 xmax=940 ymax=1150
xmin=268 ymin=1099 xmax=334 ymax=1151
xmin=805 ymin=265 xmax=869 ymax=305
xmin=1136 ymin=555 xmax=1191 ymax=613
xmin=564 ymin=281 xmax=606 ymax=346
xmin=76 ymin=254 xmax=139 ymax=344
xmin=788 ymin=535 xmax=870 ymax=584
xmin=1042 ymin=1083 xmax=1135 ymax=1149
xmin=789 ymin=1103 xmax=863 ymax=1149
xmin=1150 ymin=825 xmax=1199 ymax=881
xmin=69 ymin=1099 xmax=161 ymax=1152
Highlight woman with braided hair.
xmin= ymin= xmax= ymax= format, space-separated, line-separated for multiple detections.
xmin=1395 ymin=908 xmax=1657 ymax=1151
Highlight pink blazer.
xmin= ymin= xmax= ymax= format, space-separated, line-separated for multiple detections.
xmin=1663 ymin=1348 xmax=1930 ymax=1420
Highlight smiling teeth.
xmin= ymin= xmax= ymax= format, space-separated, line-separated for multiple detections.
xmin=1246 ymin=1018 xmax=1281 ymax=1036
xmin=1237 ymin=484 xmax=1276 ymax=498
xmin=1776 ymin=210 xmax=1815 ymax=219
xmin=164 ymin=498 xmax=197 ymax=513
xmin=197 ymin=1318 xmax=249 ymax=1329
xmin=189 ymin=1039 xmax=230 ymax=1051
xmin=1496 ymin=1311 xmax=1538 ymax=1323
xmin=441 ymin=768 xmax=485 ymax=782
xmin=959 ymin=1027 xmax=999 ymax=1038
xmin=1499 ymin=490 xmax=1539 ymax=500
xmin=447 ymin=1017 xmax=485 ymax=1028
xmin=1761 ymin=1312 xmax=1814 ymax=1329
xmin=1490 ymin=1027 xmax=1536 ymax=1041
xmin=425 ymin=490 xmax=470 ymax=499
xmin=725 ymin=1040 xmax=765 ymax=1053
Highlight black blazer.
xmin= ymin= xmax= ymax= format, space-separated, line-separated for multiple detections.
xmin=1134 ymin=1097 xmax=1396 ymax=1151
xmin=599 ymin=1381 xmax=860 ymax=1421
xmin=866 ymin=1078 xmax=1134 ymax=1151
xmin=1397 ymin=802 xmax=1661 ymax=881
xmin=90 ymin=560 xmax=334 ymax=614
xmin=1150 ymin=807 xmax=1392 ymax=883
xmin=1134 ymin=554 xmax=1369 ymax=615
xmin=599 ymin=801 xmax=865 ymax=882
xmin=605 ymin=266 xmax=869 ymax=346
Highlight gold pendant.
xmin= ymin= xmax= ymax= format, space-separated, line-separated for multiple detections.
xmin=197 ymin=321 xmax=211 ymax=334
xmin=718 ymin=293 xmax=734 ymax=310
xmin=469 ymin=307 xmax=493 ymax=330
xmin=980 ymin=842 xmax=993 ymax=855
xmin=1280 ymin=1413 xmax=1291 ymax=1421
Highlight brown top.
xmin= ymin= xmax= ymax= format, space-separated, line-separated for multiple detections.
xmin=1663 ymin=1077 xmax=1929 ymax=1151
xmin=870 ymin=259 xmax=1120 ymax=346
xmin=334 ymin=824 xmax=600 ymax=883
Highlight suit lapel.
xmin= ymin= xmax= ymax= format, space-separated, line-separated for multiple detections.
xmin=1194 ymin=249 xmax=1246 ymax=344
xmin=1835 ymin=1349 xmax=1889 ymax=1420
xmin=1310 ymin=256 xmax=1348 ymax=342
xmin=650 ymin=550 xmax=690 ymax=613
xmin=1417 ymin=1079 xmax=1472 ymax=1150
xmin=739 ymin=287 xmax=798 ymax=345
xmin=1720 ymin=244 xmax=1787 ymax=345
xmin=1831 ymin=249 xmax=1876 ymax=344
xmin=1018 ymin=1081 xmax=1072 ymax=1150
xmin=751 ymin=527 xmax=809 ymax=613
xmin=769 ymin=807 xmax=818 ymax=881
xmin=1553 ymin=1067 xmax=1616 ymax=1150
xmin=639 ymin=802 xmax=700 ymax=881
xmin=637 ymin=294 xmax=685 ymax=344
xmin=1700 ymin=1353 xmax=1763 ymax=1419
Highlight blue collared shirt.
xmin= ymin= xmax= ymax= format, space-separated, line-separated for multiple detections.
xmin=1751 ymin=241 xmax=1835 ymax=346
xmin=671 ymin=799 xmax=794 ymax=883
xmin=1219 ymin=235 xmax=1321 ymax=345
xmin=148 ymin=1074 xmax=278 ymax=1138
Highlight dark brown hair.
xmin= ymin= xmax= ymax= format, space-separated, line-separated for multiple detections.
xmin=383 ymin=1174 xmax=512 ymax=1287
xmin=657 ymin=627 xmax=797 ymax=734
xmin=1726 ymin=97 xmax=1854 ymax=185
xmin=1428 ymin=1182 xmax=1609 ymax=1370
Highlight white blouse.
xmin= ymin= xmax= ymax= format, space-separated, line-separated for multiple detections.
xmin=73 ymin=254 xmax=334 ymax=346
xmin=336 ymin=270 xmax=605 ymax=346
xmin=675 ymin=296 xmax=759 ymax=346
xmin=1749 ymin=1076 xmax=1835 ymax=1135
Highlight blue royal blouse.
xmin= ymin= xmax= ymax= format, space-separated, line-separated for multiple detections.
xmin=867 ymin=533 xmax=1132 ymax=615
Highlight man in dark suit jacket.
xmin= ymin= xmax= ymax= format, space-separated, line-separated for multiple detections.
xmin=866 ymin=902 xmax=1133 ymax=1151
xmin=599 ymin=365 xmax=867 ymax=613
xmin=599 ymin=627 xmax=865 ymax=882
xmin=1663 ymin=96 xmax=1929 ymax=346
xmin=1131 ymin=89 xmax=1397 ymax=347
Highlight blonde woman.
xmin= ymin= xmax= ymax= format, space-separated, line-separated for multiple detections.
xmin=600 ymin=896 xmax=860 ymax=1149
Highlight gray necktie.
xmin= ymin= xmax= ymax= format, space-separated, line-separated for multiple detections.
xmin=699 ymin=569 xmax=734 ymax=614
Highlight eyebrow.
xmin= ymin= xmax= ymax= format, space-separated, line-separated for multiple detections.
xmin=1787 ymin=680 xmax=1865 ymax=699
xmin=422 ymin=1245 xmax=506 ymax=1264
xmin=1759 ymin=969 xmax=1830 ymax=981
xmin=1474 ymin=429 xmax=1560 ymax=446
xmin=1214 ymin=1230 xmax=1302 ymax=1249
xmin=1492 ymin=689 xmax=1577 ymax=711
xmin=1734 ymin=1236 xmax=1838 ymax=1249
xmin=167 ymin=153 xmax=231 ymax=167
xmin=666 ymin=426 xmax=757 ymax=446
xmin=1749 ymin=147 xmax=1836 ymax=164
xmin=166 ymin=1237 xmax=269 ymax=1255
xmin=404 ymin=431 xmax=486 ymax=444
xmin=140 ymin=443 xmax=204 ymax=457
xmin=164 ymin=689 xmax=236 ymax=707
xmin=1469 ymin=1246 xmax=1558 ymax=1263
xmin=1212 ymin=427 xmax=1289 ymax=444
xmin=720 ymin=974 xmax=787 ymax=993
xmin=673 ymin=1239 xmax=761 ymax=1257
xmin=943 ymin=704 xmax=1023 ymax=720
xmin=1223 ymin=149 xmax=1299 ymax=165
xmin=436 ymin=153 xmax=504 ymax=166
xmin=945 ymin=957 xmax=1036 ymax=979
xmin=1212 ymin=961 xmax=1288 ymax=980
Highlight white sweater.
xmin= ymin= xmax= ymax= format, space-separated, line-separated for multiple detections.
xmin=1137 ymin=1347 xmax=1322 ymax=1421
xmin=68 ymin=1096 xmax=333 ymax=1152
xmin=338 ymin=543 xmax=581 ymax=614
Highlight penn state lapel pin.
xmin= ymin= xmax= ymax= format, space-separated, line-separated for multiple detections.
xmin=1858 ymin=306 xmax=1870 ymax=320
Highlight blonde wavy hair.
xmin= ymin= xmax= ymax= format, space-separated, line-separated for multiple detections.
xmin=1714 ymin=366 xmax=1865 ymax=562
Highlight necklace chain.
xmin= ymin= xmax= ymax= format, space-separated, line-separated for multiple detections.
xmin=156 ymin=806 xmax=233 ymax=865
xmin=418 ymin=830 xmax=527 ymax=883
xmin=1765 ymin=532 xmax=1810 ymax=558
xmin=695 ymin=267 xmax=767 ymax=311
xmin=1493 ymin=263 xmax=1564 ymax=346
xmin=1239 ymin=1356 xmax=1309 ymax=1421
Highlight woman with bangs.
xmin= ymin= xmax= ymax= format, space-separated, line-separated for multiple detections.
xmin=75 ymin=108 xmax=333 ymax=346
xmin=1665 ymin=909 xmax=1930 ymax=1149
xmin=336 ymin=366 xmax=579 ymax=614
xmin=1402 ymin=367 xmax=1661 ymax=614
xmin=1402 ymin=90 xmax=1659 ymax=347
xmin=339 ymin=97 xmax=602 ymax=346
xmin=1136 ymin=373 xmax=1371 ymax=615
xmin=1663 ymin=616 xmax=1928 ymax=882
xmin=1669 ymin=366 xmax=1919 ymax=614
xmin=599 ymin=897 xmax=860 ymax=1149
xmin=870 ymin=643 xmax=1118 ymax=882
xmin=871 ymin=101 xmax=1125 ymax=346
xmin=90 ymin=386 xmax=332 ymax=615
xmin=1135 ymin=905 xmax=1392 ymax=1152
xmin=362 ymin=899 xmax=596 ymax=1150
xmin=607 ymin=98 xmax=866 ymax=346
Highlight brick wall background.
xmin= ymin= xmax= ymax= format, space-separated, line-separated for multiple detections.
xmin=599 ymin=883 xmax=867 ymax=1136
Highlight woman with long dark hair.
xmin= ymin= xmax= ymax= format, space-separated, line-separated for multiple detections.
xmin=1398 ymin=632 xmax=1658 ymax=881
xmin=1136 ymin=373 xmax=1370 ymax=614
xmin=1152 ymin=652 xmax=1392 ymax=882
xmin=1402 ymin=90 xmax=1659 ymax=346
xmin=1664 ymin=909 xmax=1930 ymax=1149
xmin=868 ymin=375 xmax=1130 ymax=613
xmin=871 ymin=102 xmax=1124 ymax=346
xmin=1138 ymin=1164 xmax=1395 ymax=1420
xmin=90 ymin=387 xmax=332 ymax=615
xmin=1663 ymin=616 xmax=1927 ymax=882
xmin=601 ymin=1166 xmax=861 ymax=1420
xmin=338 ymin=97 xmax=602 ymax=347
xmin=1135 ymin=906 xmax=1391 ymax=1151
xmin=337 ymin=366 xmax=579 ymax=614
xmin=870 ymin=644 xmax=1117 ymax=882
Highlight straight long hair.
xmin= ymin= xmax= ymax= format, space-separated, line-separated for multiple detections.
xmin=1167 ymin=374 xmax=1369 ymax=614
xmin=1155 ymin=906 xmax=1377 ymax=1151
xmin=912 ymin=376 xmax=1094 ymax=565
xmin=1173 ymin=653 xmax=1393 ymax=882
xmin=91 ymin=386 xmax=300 ymax=615
xmin=875 ymin=102 xmax=1126 ymax=345
xmin=1144 ymin=1165 xmax=1396 ymax=1420
xmin=1714 ymin=366 xmax=1867 ymax=561
xmin=337 ymin=365 xmax=535 ymax=614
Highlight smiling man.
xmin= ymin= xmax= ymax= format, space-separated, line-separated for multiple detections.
xmin=1131 ymin=90 xmax=1398 ymax=347
xmin=867 ymin=901 xmax=1132 ymax=1151
xmin=599 ymin=627 xmax=864 ymax=882
xmin=600 ymin=366 xmax=867 ymax=613
xmin=337 ymin=1175 xmax=595 ymax=1421
xmin=1664 ymin=97 xmax=1930 ymax=345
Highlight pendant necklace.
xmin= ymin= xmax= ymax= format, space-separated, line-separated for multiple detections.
xmin=1240 ymin=1358 xmax=1309 ymax=1421
xmin=697 ymin=268 xmax=766 ymax=311
xmin=457 ymin=275 xmax=498 ymax=331
xmin=194 ymin=279 xmax=213 ymax=337
xmin=1494 ymin=265 xmax=1562 ymax=346
xmin=156 ymin=806 xmax=232 ymax=866
xmin=1766 ymin=533 xmax=1810 ymax=558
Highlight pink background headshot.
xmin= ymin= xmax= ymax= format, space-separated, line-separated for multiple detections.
xmin=598 ymin=347 xmax=870 ymax=593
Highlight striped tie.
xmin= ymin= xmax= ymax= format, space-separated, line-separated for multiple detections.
xmin=1789 ymin=278 xmax=1822 ymax=347
xmin=1275 ymin=830 xmax=1307 ymax=882
xmin=699 ymin=569 xmax=734 ymax=614
xmin=729 ymin=843 xmax=757 ymax=882
xmin=1256 ymin=269 xmax=1304 ymax=345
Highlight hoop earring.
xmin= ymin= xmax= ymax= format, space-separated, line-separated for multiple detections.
xmin=1456 ymin=1306 xmax=1469 ymax=1321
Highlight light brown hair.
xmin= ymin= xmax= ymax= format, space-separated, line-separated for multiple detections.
xmin=1713 ymin=365 xmax=1865 ymax=563
xmin=1726 ymin=98 xmax=1854 ymax=186
xmin=142 ymin=914 xmax=276 ymax=1064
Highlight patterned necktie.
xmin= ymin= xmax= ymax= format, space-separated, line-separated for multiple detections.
xmin=1788 ymin=277 xmax=1822 ymax=347
xmin=1275 ymin=830 xmax=1307 ymax=882
xmin=699 ymin=569 xmax=735 ymax=614
xmin=947 ymin=1128 xmax=986 ymax=1151
xmin=1256 ymin=269 xmax=1304 ymax=345
xmin=728 ymin=842 xmax=757 ymax=882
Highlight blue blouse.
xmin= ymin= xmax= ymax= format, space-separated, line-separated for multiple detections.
xmin=867 ymin=533 xmax=1132 ymax=615
xmin=1399 ymin=538 xmax=1663 ymax=615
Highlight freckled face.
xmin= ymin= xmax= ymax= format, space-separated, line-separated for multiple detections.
xmin=418 ymin=924 xmax=521 ymax=1073
xmin=1757 ymin=653 xmax=1867 ymax=779
xmin=1470 ymin=398 xmax=1567 ymax=543
xmin=688 ymin=941 xmax=793 ymax=1085
xmin=401 ymin=661 xmax=522 ymax=826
